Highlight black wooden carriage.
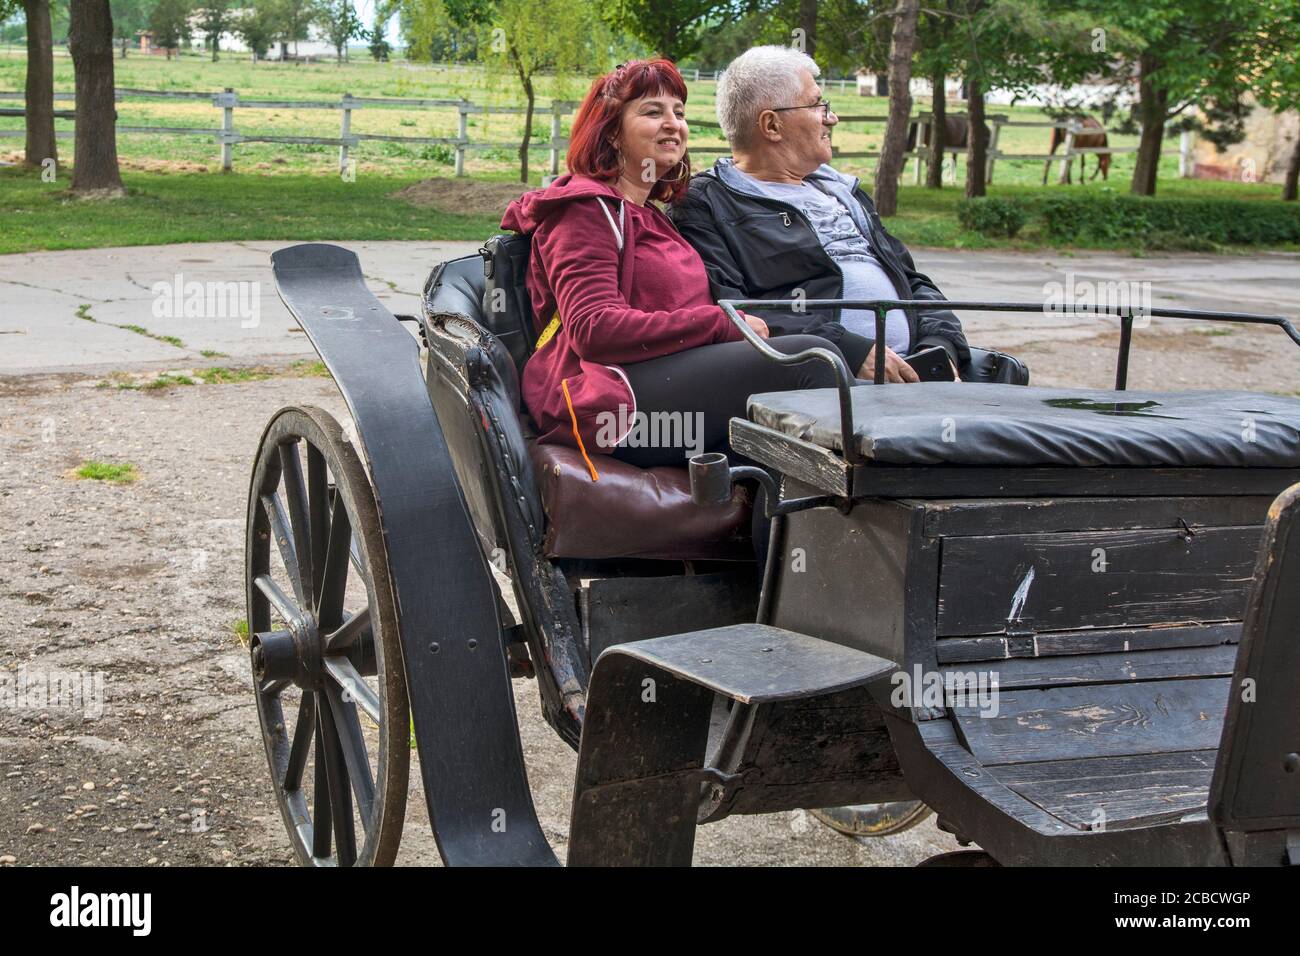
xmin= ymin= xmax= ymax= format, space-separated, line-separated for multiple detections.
xmin=246 ymin=239 xmax=1300 ymax=866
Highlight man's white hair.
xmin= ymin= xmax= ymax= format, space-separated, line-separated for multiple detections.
xmin=716 ymin=45 xmax=821 ymax=149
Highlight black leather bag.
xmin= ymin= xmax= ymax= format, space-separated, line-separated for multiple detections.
xmin=962 ymin=346 xmax=1030 ymax=385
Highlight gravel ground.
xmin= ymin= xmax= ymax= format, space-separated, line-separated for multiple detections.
xmin=0 ymin=313 xmax=1296 ymax=868
xmin=0 ymin=368 xmax=963 ymax=868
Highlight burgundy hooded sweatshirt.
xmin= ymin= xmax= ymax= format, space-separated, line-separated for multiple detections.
xmin=501 ymin=174 xmax=741 ymax=473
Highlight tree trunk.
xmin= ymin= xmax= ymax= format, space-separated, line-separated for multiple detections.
xmin=965 ymin=77 xmax=987 ymax=198
xmin=873 ymin=0 xmax=918 ymax=216
xmin=798 ymin=0 xmax=817 ymax=59
xmin=23 ymin=0 xmax=58 ymax=170
xmin=1282 ymin=132 xmax=1299 ymax=201
xmin=926 ymin=68 xmax=946 ymax=188
xmin=69 ymin=0 xmax=124 ymax=196
xmin=516 ymin=56 xmax=534 ymax=184
xmin=1131 ymin=51 xmax=1167 ymax=197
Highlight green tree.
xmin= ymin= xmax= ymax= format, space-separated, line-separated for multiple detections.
xmin=448 ymin=0 xmax=609 ymax=182
xmin=369 ymin=0 xmax=397 ymax=60
xmin=149 ymin=0 xmax=193 ymax=57
xmin=235 ymin=3 xmax=279 ymax=60
xmin=268 ymin=0 xmax=316 ymax=57
xmin=315 ymin=0 xmax=365 ymax=63
xmin=196 ymin=2 xmax=235 ymax=61
xmin=1251 ymin=0 xmax=1300 ymax=200
xmin=873 ymin=0 xmax=919 ymax=216
xmin=1071 ymin=0 xmax=1269 ymax=196
xmin=7 ymin=0 xmax=58 ymax=169
xmin=109 ymin=0 xmax=149 ymax=57
xmin=602 ymin=0 xmax=735 ymax=63
xmin=69 ymin=0 xmax=124 ymax=195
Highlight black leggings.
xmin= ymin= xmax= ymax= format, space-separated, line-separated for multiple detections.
xmin=609 ymin=335 xmax=847 ymax=469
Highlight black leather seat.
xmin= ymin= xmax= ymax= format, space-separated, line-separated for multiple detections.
xmin=423 ymin=245 xmax=752 ymax=561
xmin=748 ymin=383 xmax=1300 ymax=466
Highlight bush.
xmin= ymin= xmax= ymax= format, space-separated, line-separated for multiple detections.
xmin=956 ymin=194 xmax=1300 ymax=246
xmin=1037 ymin=195 xmax=1300 ymax=245
xmin=420 ymin=144 xmax=455 ymax=164
xmin=957 ymin=197 xmax=1028 ymax=238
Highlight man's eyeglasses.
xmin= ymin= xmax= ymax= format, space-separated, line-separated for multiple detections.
xmin=771 ymin=99 xmax=834 ymax=119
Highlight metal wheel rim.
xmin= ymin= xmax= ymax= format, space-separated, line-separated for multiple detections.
xmin=811 ymin=801 xmax=934 ymax=839
xmin=246 ymin=405 xmax=409 ymax=867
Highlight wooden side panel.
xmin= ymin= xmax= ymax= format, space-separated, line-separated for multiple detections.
xmin=920 ymin=496 xmax=1273 ymax=538
xmin=942 ymin=644 xmax=1238 ymax=690
xmin=991 ymin=751 xmax=1217 ymax=831
xmin=952 ymin=677 xmax=1231 ymax=765
xmin=935 ymin=622 xmax=1240 ymax=664
xmin=937 ymin=526 xmax=1260 ymax=636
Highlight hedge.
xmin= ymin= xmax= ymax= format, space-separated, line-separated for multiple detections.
xmin=957 ymin=195 xmax=1300 ymax=246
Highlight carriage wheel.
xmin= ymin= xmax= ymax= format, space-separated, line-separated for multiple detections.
xmin=246 ymin=405 xmax=409 ymax=867
xmin=811 ymin=801 xmax=934 ymax=840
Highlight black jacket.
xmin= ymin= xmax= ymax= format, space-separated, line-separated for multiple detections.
xmin=670 ymin=159 xmax=970 ymax=373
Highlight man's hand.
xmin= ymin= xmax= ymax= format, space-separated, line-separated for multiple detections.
xmin=859 ymin=345 xmax=919 ymax=383
xmin=740 ymin=311 xmax=769 ymax=339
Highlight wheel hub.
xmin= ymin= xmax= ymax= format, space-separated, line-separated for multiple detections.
xmin=252 ymin=611 xmax=324 ymax=690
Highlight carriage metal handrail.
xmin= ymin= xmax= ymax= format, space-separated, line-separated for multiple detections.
xmin=717 ymin=298 xmax=1300 ymax=467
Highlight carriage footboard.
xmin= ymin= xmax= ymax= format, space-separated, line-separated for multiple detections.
xmin=567 ymin=624 xmax=894 ymax=865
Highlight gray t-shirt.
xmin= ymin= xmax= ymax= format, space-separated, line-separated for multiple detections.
xmin=730 ymin=170 xmax=910 ymax=354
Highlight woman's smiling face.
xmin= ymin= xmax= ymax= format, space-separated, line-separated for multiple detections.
xmin=614 ymin=90 xmax=688 ymax=185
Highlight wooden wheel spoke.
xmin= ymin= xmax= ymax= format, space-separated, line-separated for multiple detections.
xmin=278 ymin=441 xmax=314 ymax=602
xmin=316 ymin=494 xmax=352 ymax=629
xmin=323 ymin=656 xmax=382 ymax=725
xmin=307 ymin=445 xmax=329 ymax=604
xmin=349 ymin=532 xmax=366 ymax=576
xmin=325 ymin=681 xmax=376 ymax=826
xmin=324 ymin=606 xmax=371 ymax=654
xmin=316 ymin=693 xmax=357 ymax=866
xmin=311 ymin=709 xmax=333 ymax=860
xmin=261 ymin=493 xmax=308 ymax=609
xmin=254 ymin=575 xmax=307 ymax=632
xmin=283 ymin=691 xmax=316 ymax=792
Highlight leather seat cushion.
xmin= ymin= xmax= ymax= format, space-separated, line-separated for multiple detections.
xmin=748 ymin=383 xmax=1300 ymax=468
xmin=530 ymin=442 xmax=753 ymax=561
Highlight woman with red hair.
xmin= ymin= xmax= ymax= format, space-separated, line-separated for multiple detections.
xmin=502 ymin=59 xmax=846 ymax=475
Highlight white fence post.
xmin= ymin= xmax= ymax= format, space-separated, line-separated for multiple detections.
xmin=985 ymin=114 xmax=1004 ymax=185
xmin=455 ymin=103 xmax=468 ymax=177
xmin=1057 ymin=122 xmax=1077 ymax=184
xmin=216 ymin=86 xmax=236 ymax=172
xmin=1180 ymin=129 xmax=1192 ymax=178
xmin=339 ymin=92 xmax=353 ymax=173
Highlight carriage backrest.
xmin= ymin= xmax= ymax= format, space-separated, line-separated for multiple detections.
xmin=480 ymin=233 xmax=538 ymax=374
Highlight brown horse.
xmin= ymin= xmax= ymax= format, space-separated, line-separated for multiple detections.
xmin=906 ymin=114 xmax=989 ymax=173
xmin=1043 ymin=115 xmax=1110 ymax=184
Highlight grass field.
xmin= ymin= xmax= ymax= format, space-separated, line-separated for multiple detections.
xmin=0 ymin=49 xmax=1293 ymax=254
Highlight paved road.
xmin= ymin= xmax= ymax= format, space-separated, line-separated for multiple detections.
xmin=3 ymin=241 xmax=1297 ymax=374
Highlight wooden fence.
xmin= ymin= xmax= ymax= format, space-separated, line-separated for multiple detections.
xmin=0 ymin=87 xmax=578 ymax=176
xmin=1 ymin=89 xmax=1193 ymax=184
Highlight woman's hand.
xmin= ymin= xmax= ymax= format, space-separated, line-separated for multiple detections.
xmin=858 ymin=345 xmax=919 ymax=383
xmin=740 ymin=311 xmax=770 ymax=339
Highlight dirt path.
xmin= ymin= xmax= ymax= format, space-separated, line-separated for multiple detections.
xmin=0 ymin=368 xmax=961 ymax=867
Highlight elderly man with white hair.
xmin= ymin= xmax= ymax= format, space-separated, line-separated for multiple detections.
xmin=671 ymin=45 xmax=969 ymax=383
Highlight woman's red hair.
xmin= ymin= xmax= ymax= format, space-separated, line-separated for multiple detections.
xmin=566 ymin=59 xmax=692 ymax=205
